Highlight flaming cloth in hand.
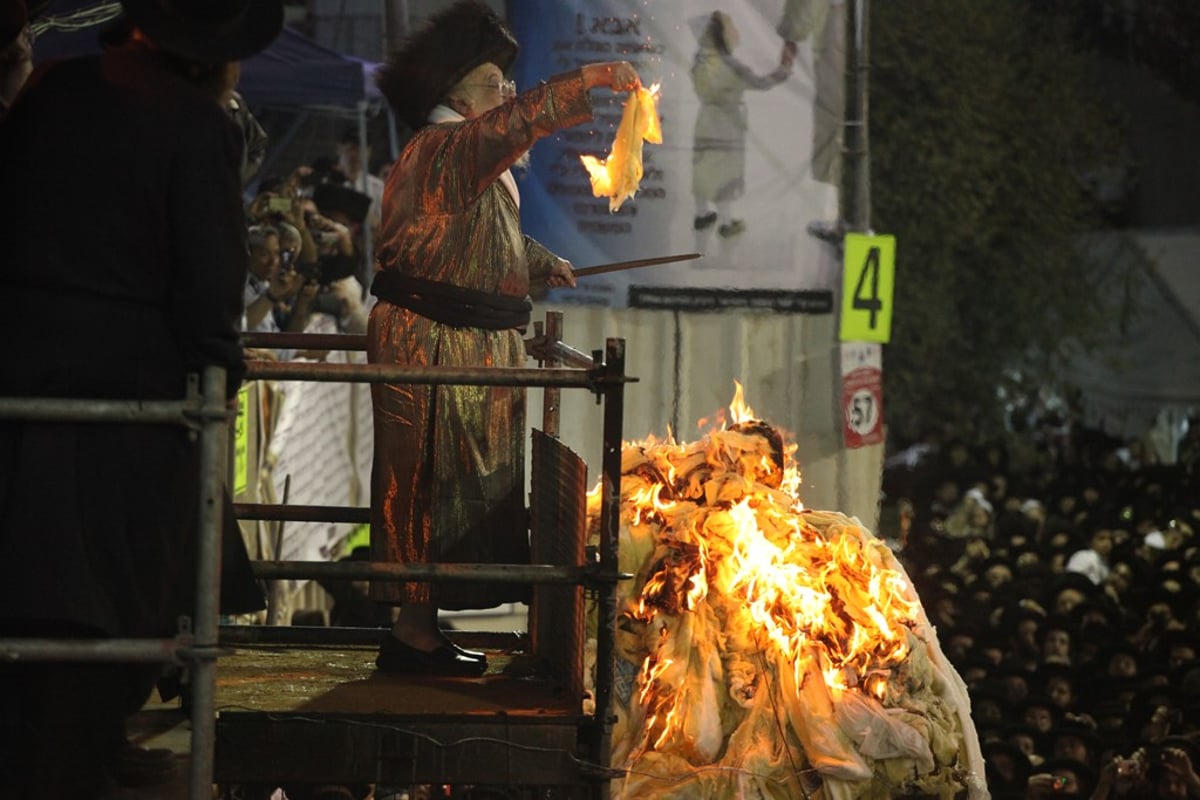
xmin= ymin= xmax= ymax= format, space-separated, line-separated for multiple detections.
xmin=584 ymin=396 xmax=987 ymax=800
xmin=579 ymin=84 xmax=662 ymax=212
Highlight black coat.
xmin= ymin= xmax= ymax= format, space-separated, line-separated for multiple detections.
xmin=0 ymin=47 xmax=262 ymax=636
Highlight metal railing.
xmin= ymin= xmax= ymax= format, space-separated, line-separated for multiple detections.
xmin=0 ymin=367 xmax=231 ymax=800
xmin=238 ymin=315 xmax=631 ymax=799
xmin=0 ymin=313 xmax=632 ymax=799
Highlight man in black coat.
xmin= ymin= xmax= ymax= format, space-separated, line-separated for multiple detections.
xmin=0 ymin=1 xmax=282 ymax=796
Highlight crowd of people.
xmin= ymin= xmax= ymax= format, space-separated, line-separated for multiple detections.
xmin=885 ymin=417 xmax=1200 ymax=798
xmin=239 ymin=141 xmax=377 ymax=349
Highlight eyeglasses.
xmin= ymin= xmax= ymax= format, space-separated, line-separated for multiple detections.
xmin=465 ymin=78 xmax=516 ymax=98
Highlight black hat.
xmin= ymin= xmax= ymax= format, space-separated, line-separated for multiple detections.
xmin=119 ymin=0 xmax=283 ymax=63
xmin=1039 ymin=756 xmax=1097 ymax=796
xmin=313 ymin=183 xmax=372 ymax=225
xmin=1037 ymin=661 xmax=1079 ymax=689
xmin=1050 ymin=718 xmax=1100 ymax=752
xmin=0 ymin=0 xmax=27 ymax=48
xmin=340 ymin=125 xmax=367 ymax=145
xmin=1049 ymin=571 xmax=1099 ymax=600
xmin=982 ymin=738 xmax=1033 ymax=791
xmin=377 ymin=0 xmax=518 ymax=129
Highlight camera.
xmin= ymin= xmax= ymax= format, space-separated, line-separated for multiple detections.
xmin=295 ymin=259 xmax=321 ymax=283
xmin=267 ymin=196 xmax=293 ymax=213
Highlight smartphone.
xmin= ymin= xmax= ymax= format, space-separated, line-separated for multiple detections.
xmin=267 ymin=196 xmax=293 ymax=212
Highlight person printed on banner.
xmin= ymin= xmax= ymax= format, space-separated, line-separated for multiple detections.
xmin=777 ymin=0 xmax=844 ymax=186
xmin=690 ymin=10 xmax=793 ymax=239
xmin=367 ymin=0 xmax=638 ymax=676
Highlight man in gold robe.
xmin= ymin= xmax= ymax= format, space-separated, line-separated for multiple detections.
xmin=370 ymin=0 xmax=640 ymax=675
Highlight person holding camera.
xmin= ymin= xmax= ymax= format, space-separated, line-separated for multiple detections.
xmin=242 ymin=223 xmax=327 ymax=365
xmin=250 ymin=174 xmax=369 ymax=336
xmin=244 ymin=223 xmax=308 ymax=333
xmin=1091 ymin=743 xmax=1200 ymax=799
xmin=366 ymin=0 xmax=640 ymax=677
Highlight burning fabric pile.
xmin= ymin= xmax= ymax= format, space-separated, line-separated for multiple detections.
xmin=584 ymin=390 xmax=987 ymax=800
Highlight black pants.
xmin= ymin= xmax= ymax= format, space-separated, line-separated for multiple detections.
xmin=0 ymin=621 xmax=158 ymax=799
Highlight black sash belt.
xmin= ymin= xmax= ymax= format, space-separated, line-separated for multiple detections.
xmin=371 ymin=271 xmax=532 ymax=331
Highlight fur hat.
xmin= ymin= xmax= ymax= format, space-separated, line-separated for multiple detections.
xmin=119 ymin=0 xmax=283 ymax=64
xmin=377 ymin=0 xmax=518 ymax=130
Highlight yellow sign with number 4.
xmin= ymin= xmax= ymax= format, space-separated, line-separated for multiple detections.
xmin=840 ymin=233 xmax=895 ymax=343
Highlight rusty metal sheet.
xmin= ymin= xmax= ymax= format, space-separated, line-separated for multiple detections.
xmin=529 ymin=430 xmax=588 ymax=704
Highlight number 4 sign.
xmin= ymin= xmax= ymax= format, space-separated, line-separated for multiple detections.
xmin=839 ymin=233 xmax=896 ymax=343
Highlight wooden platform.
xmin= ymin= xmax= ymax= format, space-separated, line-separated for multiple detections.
xmin=202 ymin=641 xmax=594 ymax=789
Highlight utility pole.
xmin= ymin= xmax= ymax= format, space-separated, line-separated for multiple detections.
xmin=382 ymin=0 xmax=411 ymax=52
xmin=844 ymin=0 xmax=870 ymax=233
xmin=834 ymin=0 xmax=877 ymax=523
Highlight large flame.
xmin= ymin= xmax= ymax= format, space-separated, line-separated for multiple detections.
xmin=579 ymin=83 xmax=661 ymax=212
xmin=586 ymin=384 xmax=984 ymax=799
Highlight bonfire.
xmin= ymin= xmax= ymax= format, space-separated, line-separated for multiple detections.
xmin=584 ymin=386 xmax=987 ymax=800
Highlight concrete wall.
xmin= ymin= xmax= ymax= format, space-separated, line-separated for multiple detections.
xmin=528 ymin=303 xmax=885 ymax=532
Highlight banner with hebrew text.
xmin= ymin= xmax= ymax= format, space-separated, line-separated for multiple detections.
xmin=510 ymin=0 xmax=844 ymax=309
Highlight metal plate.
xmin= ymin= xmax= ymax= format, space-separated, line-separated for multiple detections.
xmin=529 ymin=430 xmax=588 ymax=703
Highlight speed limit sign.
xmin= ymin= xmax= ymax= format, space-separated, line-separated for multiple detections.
xmin=841 ymin=343 xmax=884 ymax=448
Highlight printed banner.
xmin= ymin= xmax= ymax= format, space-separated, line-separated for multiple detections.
xmin=510 ymin=0 xmax=844 ymax=309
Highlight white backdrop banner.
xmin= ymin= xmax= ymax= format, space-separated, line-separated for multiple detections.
xmin=510 ymin=0 xmax=843 ymax=309
xmin=259 ymin=317 xmax=374 ymax=590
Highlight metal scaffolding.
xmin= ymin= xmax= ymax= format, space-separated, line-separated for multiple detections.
xmin=1 ymin=313 xmax=631 ymax=799
xmin=0 ymin=367 xmax=231 ymax=800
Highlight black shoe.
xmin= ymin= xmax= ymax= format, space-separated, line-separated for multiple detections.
xmin=376 ymin=635 xmax=488 ymax=677
xmin=693 ymin=212 xmax=718 ymax=230
xmin=718 ymin=219 xmax=745 ymax=238
xmin=448 ymin=641 xmax=487 ymax=662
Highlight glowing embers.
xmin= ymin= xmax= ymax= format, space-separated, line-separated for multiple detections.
xmin=579 ymin=83 xmax=661 ymax=212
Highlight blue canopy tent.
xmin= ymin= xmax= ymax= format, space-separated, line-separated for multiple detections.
xmin=31 ymin=8 xmax=396 ymax=179
xmin=238 ymin=26 xmax=382 ymax=111
xmin=32 ymin=3 xmax=383 ymax=108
